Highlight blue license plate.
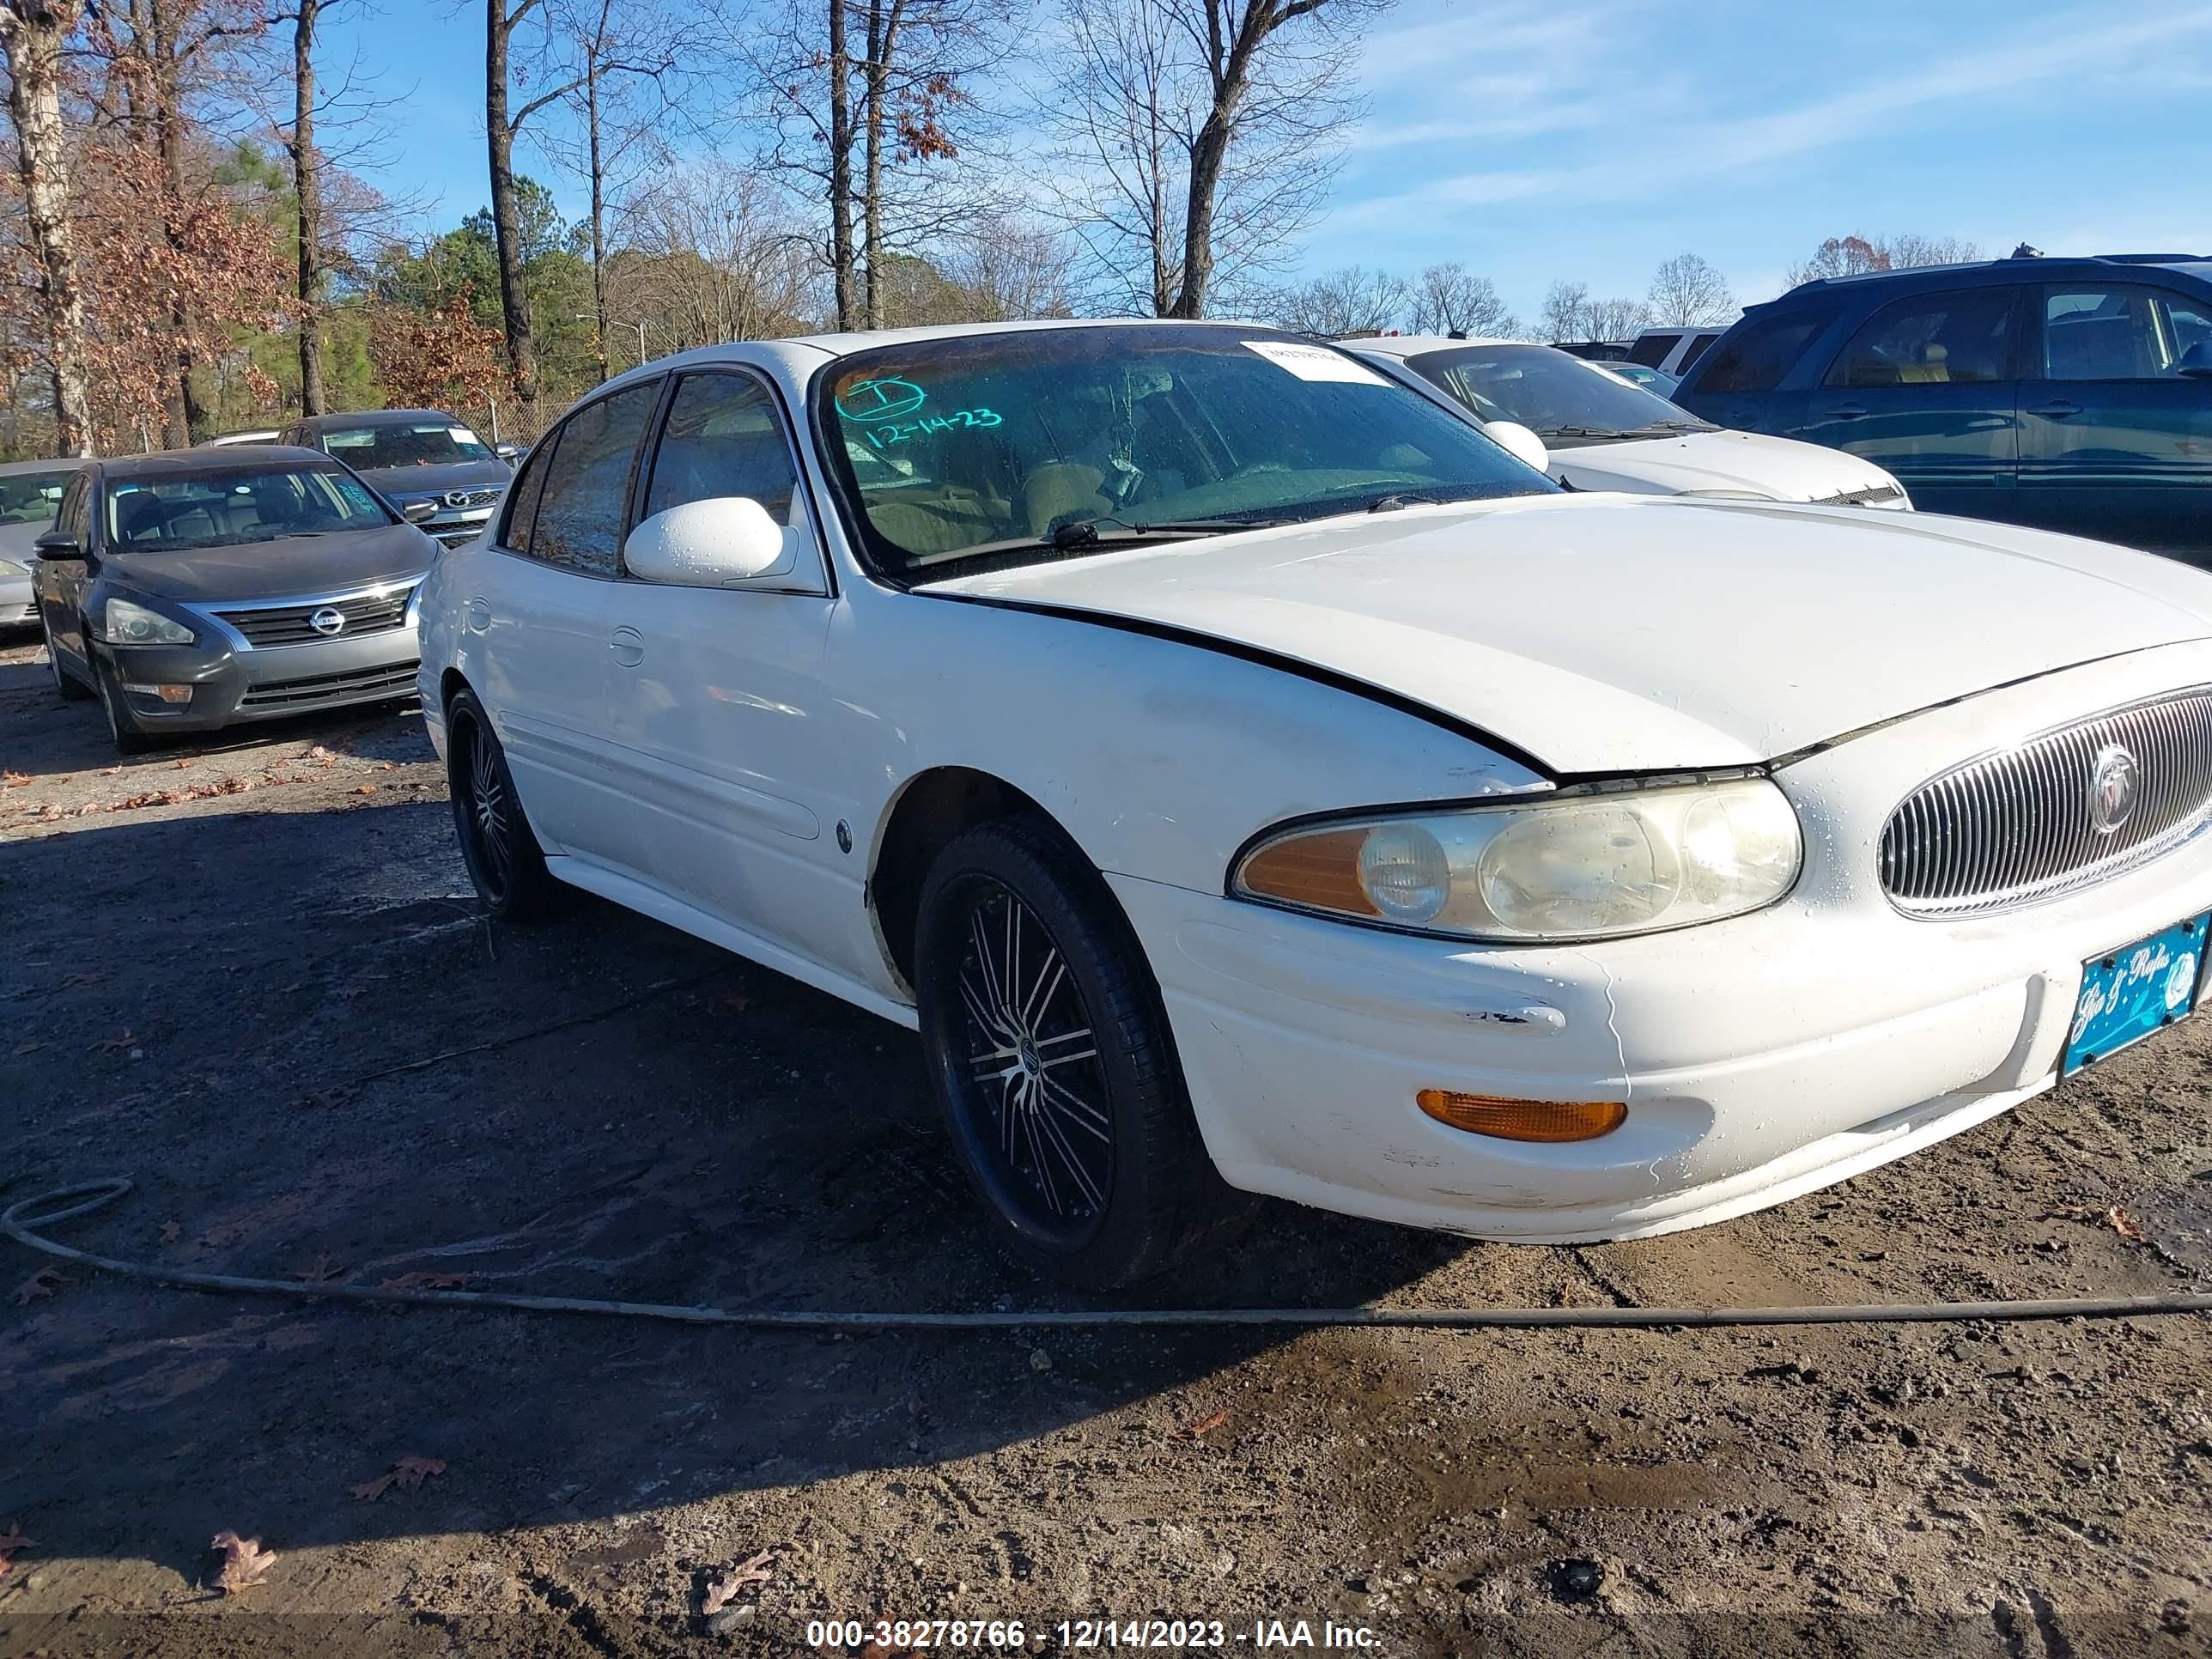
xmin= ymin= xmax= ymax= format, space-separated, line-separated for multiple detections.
xmin=2064 ymin=913 xmax=2211 ymax=1076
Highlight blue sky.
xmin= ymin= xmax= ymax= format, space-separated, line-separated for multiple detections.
xmin=319 ymin=0 xmax=2212 ymax=321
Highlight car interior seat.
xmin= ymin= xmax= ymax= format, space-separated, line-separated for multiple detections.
xmin=113 ymin=494 xmax=166 ymax=544
xmin=1021 ymin=462 xmax=1111 ymax=535
xmin=1897 ymin=343 xmax=1950 ymax=384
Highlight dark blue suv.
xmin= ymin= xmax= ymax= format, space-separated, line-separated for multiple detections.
xmin=1674 ymin=254 xmax=2212 ymax=558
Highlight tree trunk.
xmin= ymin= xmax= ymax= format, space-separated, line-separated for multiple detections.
xmin=586 ymin=63 xmax=607 ymax=379
xmin=149 ymin=0 xmax=212 ymax=442
xmin=292 ymin=0 xmax=325 ymax=414
xmin=826 ymin=0 xmax=854 ymax=330
xmin=486 ymin=0 xmax=539 ymax=410
xmin=2 ymin=0 xmax=94 ymax=456
xmin=860 ymin=0 xmax=883 ymax=330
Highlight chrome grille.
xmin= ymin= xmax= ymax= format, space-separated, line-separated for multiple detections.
xmin=213 ymin=589 xmax=412 ymax=647
xmin=1815 ymin=483 xmax=1905 ymax=507
xmin=1879 ymin=687 xmax=2212 ymax=916
xmin=442 ymin=487 xmax=501 ymax=509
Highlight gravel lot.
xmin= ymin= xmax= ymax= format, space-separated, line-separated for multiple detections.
xmin=3 ymin=626 xmax=2209 ymax=1659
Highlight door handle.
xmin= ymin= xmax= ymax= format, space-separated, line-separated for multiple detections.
xmin=2027 ymin=399 xmax=2082 ymax=418
xmin=1820 ymin=403 xmax=1868 ymax=420
xmin=609 ymin=626 xmax=645 ymax=668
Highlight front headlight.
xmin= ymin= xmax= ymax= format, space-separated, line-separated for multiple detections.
xmin=97 ymin=596 xmax=197 ymax=646
xmin=1233 ymin=777 xmax=1802 ymax=942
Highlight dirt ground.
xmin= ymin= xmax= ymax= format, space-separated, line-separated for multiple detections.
xmin=2 ymin=626 xmax=2209 ymax=1659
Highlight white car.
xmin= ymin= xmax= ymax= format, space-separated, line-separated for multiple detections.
xmin=418 ymin=319 xmax=2212 ymax=1287
xmin=1348 ymin=336 xmax=1911 ymax=508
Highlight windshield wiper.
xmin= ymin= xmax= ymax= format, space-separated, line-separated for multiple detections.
xmin=1367 ymin=493 xmax=1449 ymax=513
xmin=1538 ymin=424 xmax=1631 ymax=440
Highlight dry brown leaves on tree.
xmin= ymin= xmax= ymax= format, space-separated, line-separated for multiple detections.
xmin=0 ymin=1524 xmax=35 ymax=1574
xmin=350 ymin=1455 xmax=447 ymax=1502
xmin=210 ymin=1530 xmax=277 ymax=1594
xmin=702 ymin=1549 xmax=777 ymax=1613
xmin=13 ymin=1268 xmax=66 ymax=1307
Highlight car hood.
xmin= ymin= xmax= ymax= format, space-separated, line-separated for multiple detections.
xmin=1549 ymin=429 xmax=1902 ymax=502
xmin=921 ymin=495 xmax=2212 ymax=774
xmin=349 ymin=459 xmax=512 ymax=495
xmin=101 ymin=523 xmax=435 ymax=605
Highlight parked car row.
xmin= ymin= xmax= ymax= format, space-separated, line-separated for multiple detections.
xmin=15 ymin=316 xmax=2212 ymax=1293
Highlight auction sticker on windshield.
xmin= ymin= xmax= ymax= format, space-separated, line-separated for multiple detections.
xmin=2063 ymin=913 xmax=2209 ymax=1076
xmin=1241 ymin=340 xmax=1391 ymax=386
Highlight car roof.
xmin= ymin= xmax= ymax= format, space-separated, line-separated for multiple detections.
xmin=97 ymin=444 xmax=336 ymax=480
xmin=1778 ymin=252 xmax=2212 ymax=301
xmin=292 ymin=408 xmax=463 ymax=430
xmin=0 ymin=455 xmax=83 ymax=477
xmin=1342 ymin=334 xmax=1524 ymax=359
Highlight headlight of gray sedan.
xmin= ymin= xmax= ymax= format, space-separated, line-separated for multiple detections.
xmin=1232 ymin=777 xmax=1802 ymax=942
xmin=96 ymin=596 xmax=197 ymax=646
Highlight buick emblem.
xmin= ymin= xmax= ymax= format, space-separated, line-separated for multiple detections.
xmin=308 ymin=606 xmax=346 ymax=637
xmin=2088 ymin=744 xmax=2138 ymax=835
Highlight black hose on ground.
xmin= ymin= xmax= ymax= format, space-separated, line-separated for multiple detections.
xmin=8 ymin=1178 xmax=2209 ymax=1332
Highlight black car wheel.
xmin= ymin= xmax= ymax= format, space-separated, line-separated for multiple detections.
xmin=446 ymin=688 xmax=563 ymax=921
xmin=94 ymin=659 xmax=155 ymax=755
xmin=42 ymin=612 xmax=91 ymax=702
xmin=915 ymin=816 xmax=1253 ymax=1288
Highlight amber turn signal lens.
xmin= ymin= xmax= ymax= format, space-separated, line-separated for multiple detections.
xmin=1236 ymin=827 xmax=1379 ymax=917
xmin=1416 ymin=1090 xmax=1627 ymax=1143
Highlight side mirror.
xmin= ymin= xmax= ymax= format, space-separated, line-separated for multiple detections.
xmin=33 ymin=529 xmax=81 ymax=561
xmin=623 ymin=496 xmax=793 ymax=586
xmin=1485 ymin=419 xmax=1551 ymax=475
xmin=400 ymin=499 xmax=441 ymax=525
xmin=2179 ymin=341 xmax=2212 ymax=380
xmin=495 ymin=444 xmax=522 ymax=464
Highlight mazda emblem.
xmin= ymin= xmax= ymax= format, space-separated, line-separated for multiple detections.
xmin=2088 ymin=744 xmax=2137 ymax=835
xmin=308 ymin=606 xmax=346 ymax=637
xmin=441 ymin=490 xmax=470 ymax=509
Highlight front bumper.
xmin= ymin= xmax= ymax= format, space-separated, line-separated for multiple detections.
xmin=1115 ymin=641 xmax=2212 ymax=1242
xmin=0 ymin=570 xmax=33 ymax=625
xmin=100 ymin=615 xmax=422 ymax=732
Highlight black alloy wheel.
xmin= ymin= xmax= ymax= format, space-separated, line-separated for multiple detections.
xmin=445 ymin=688 xmax=562 ymax=921
xmin=915 ymin=816 xmax=1254 ymax=1288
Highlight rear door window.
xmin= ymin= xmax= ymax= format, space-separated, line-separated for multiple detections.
xmin=639 ymin=374 xmax=802 ymax=524
xmin=1627 ymin=333 xmax=1678 ymax=368
xmin=2042 ymin=284 xmax=2212 ymax=380
xmin=526 ymin=382 xmax=661 ymax=576
xmin=1679 ymin=331 xmax=1721 ymax=370
xmin=1692 ymin=309 xmax=1838 ymax=393
xmin=1826 ymin=288 xmax=2019 ymax=387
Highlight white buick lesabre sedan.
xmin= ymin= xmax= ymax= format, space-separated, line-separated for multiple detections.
xmin=418 ymin=319 xmax=2212 ymax=1288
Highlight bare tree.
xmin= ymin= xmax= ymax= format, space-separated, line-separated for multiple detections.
xmin=1409 ymin=262 xmax=1516 ymax=337
xmin=486 ymin=0 xmax=588 ymax=410
xmin=1538 ymin=279 xmax=1590 ymax=342
xmin=608 ymin=155 xmax=816 ymax=348
xmin=1044 ymin=0 xmax=1378 ymax=318
xmin=938 ymin=214 xmax=1079 ymax=320
xmin=1784 ymin=233 xmax=1980 ymax=289
xmin=1646 ymin=251 xmax=1733 ymax=327
xmin=1583 ymin=294 xmax=1653 ymax=339
xmin=1 ymin=0 xmax=94 ymax=453
xmin=1265 ymin=264 xmax=1407 ymax=337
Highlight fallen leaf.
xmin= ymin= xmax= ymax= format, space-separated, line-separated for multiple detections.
xmin=2108 ymin=1205 xmax=2146 ymax=1241
xmin=0 ymin=1522 xmax=35 ymax=1574
xmin=60 ymin=971 xmax=102 ymax=988
xmin=161 ymin=1220 xmax=182 ymax=1243
xmin=376 ymin=1271 xmax=471 ymax=1291
xmin=349 ymin=1454 xmax=447 ymax=1502
xmin=702 ymin=1548 xmax=777 ymax=1613
xmin=1170 ymin=1408 xmax=1229 ymax=1442
xmin=100 ymin=765 xmax=120 ymax=776
xmin=88 ymin=1030 xmax=136 ymax=1053
xmin=12 ymin=1268 xmax=65 ymax=1307
xmin=173 ymin=757 xmax=194 ymax=769
xmin=210 ymin=1530 xmax=276 ymax=1593
xmin=0 ymin=769 xmax=28 ymax=787
xmin=355 ymin=784 xmax=377 ymax=794
xmin=290 ymin=1255 xmax=344 ymax=1285
xmin=12 ymin=1042 xmax=42 ymax=1056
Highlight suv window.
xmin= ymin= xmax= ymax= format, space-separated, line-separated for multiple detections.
xmin=640 ymin=374 xmax=801 ymax=525
xmin=1693 ymin=309 xmax=1836 ymax=393
xmin=499 ymin=434 xmax=558 ymax=554
xmin=1680 ymin=331 xmax=1721 ymax=370
xmin=2044 ymin=284 xmax=2212 ymax=380
xmin=1627 ymin=332 xmax=1678 ymax=368
xmin=1826 ymin=288 xmax=2017 ymax=387
xmin=527 ymin=382 xmax=660 ymax=576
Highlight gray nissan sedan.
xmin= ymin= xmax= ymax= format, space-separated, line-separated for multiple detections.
xmin=32 ymin=446 xmax=435 ymax=753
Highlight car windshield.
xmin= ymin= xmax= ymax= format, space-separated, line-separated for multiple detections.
xmin=814 ymin=325 xmax=1558 ymax=577
xmin=105 ymin=465 xmax=395 ymax=550
xmin=1402 ymin=344 xmax=1715 ymax=443
xmin=0 ymin=468 xmax=74 ymax=529
xmin=318 ymin=419 xmax=493 ymax=467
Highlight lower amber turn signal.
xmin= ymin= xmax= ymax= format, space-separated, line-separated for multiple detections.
xmin=1416 ymin=1090 xmax=1627 ymax=1143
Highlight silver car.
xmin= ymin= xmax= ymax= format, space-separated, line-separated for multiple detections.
xmin=0 ymin=457 xmax=82 ymax=627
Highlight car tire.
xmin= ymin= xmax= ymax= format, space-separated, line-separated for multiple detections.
xmin=43 ymin=612 xmax=91 ymax=702
xmin=446 ymin=687 xmax=564 ymax=921
xmin=94 ymin=659 xmax=155 ymax=755
xmin=915 ymin=815 xmax=1255 ymax=1289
